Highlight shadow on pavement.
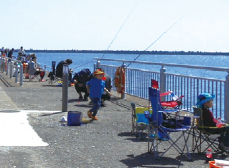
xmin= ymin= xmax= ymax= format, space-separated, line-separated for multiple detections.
xmin=120 ymin=152 xmax=183 ymax=168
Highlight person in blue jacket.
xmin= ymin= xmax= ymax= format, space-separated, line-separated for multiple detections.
xmin=86 ymin=69 xmax=111 ymax=120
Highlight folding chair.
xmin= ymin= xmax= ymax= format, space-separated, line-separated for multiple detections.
xmin=146 ymin=87 xmax=192 ymax=160
xmin=48 ymin=61 xmax=62 ymax=84
xmin=192 ymin=107 xmax=227 ymax=154
xmin=151 ymin=79 xmax=184 ymax=110
xmin=131 ymin=102 xmax=152 ymax=139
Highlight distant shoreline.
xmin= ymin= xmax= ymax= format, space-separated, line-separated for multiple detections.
xmin=14 ymin=49 xmax=229 ymax=56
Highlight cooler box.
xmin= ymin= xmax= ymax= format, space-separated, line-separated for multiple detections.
xmin=67 ymin=111 xmax=82 ymax=126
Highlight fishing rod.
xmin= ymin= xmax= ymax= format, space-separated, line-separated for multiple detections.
xmin=73 ymin=1 xmax=139 ymax=71
xmin=126 ymin=15 xmax=185 ymax=68
xmin=101 ymin=1 xmax=139 ymax=58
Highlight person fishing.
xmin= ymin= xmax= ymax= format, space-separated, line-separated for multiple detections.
xmin=72 ymin=68 xmax=92 ymax=101
xmin=98 ymin=68 xmax=112 ymax=107
xmin=196 ymin=93 xmax=229 ymax=153
xmin=17 ymin=46 xmax=26 ymax=62
xmin=56 ymin=59 xmax=72 ymax=78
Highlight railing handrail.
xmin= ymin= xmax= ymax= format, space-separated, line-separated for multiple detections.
xmin=94 ymin=57 xmax=229 ymax=72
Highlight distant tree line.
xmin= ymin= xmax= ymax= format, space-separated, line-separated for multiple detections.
xmin=13 ymin=49 xmax=229 ymax=56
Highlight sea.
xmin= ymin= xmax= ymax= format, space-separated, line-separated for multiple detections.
xmin=31 ymin=52 xmax=229 ymax=80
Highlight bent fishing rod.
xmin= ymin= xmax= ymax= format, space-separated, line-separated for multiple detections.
xmin=126 ymin=15 xmax=185 ymax=68
xmin=73 ymin=1 xmax=139 ymax=71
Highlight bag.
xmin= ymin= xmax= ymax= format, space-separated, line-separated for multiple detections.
xmin=162 ymin=118 xmax=183 ymax=128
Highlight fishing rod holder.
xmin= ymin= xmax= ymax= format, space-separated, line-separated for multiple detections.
xmin=160 ymin=66 xmax=166 ymax=101
xmin=96 ymin=60 xmax=101 ymax=69
xmin=121 ymin=62 xmax=126 ymax=99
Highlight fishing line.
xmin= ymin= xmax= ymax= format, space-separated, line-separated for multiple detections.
xmin=101 ymin=0 xmax=139 ymax=58
xmin=126 ymin=15 xmax=185 ymax=68
xmin=73 ymin=1 xmax=139 ymax=70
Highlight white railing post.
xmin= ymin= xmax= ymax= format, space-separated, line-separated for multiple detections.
xmin=160 ymin=65 xmax=166 ymax=101
xmin=225 ymin=73 xmax=229 ymax=122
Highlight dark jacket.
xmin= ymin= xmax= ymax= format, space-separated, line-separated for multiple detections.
xmin=202 ymin=107 xmax=216 ymax=127
xmin=56 ymin=61 xmax=65 ymax=78
xmin=8 ymin=50 xmax=14 ymax=58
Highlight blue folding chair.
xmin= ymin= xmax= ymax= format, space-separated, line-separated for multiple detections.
xmin=146 ymin=87 xmax=192 ymax=160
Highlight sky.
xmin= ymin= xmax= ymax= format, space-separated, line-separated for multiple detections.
xmin=1 ymin=0 xmax=229 ymax=52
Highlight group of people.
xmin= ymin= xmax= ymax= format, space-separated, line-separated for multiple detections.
xmin=1 ymin=46 xmax=44 ymax=81
xmin=1 ymin=47 xmax=15 ymax=62
xmin=55 ymin=59 xmax=112 ymax=120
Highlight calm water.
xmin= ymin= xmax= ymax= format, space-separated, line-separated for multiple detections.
xmin=32 ymin=52 xmax=229 ymax=80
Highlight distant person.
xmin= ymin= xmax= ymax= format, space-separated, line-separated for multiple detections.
xmin=55 ymin=59 xmax=72 ymax=78
xmin=7 ymin=48 xmax=14 ymax=62
xmin=1 ymin=47 xmax=5 ymax=57
xmin=17 ymin=46 xmax=26 ymax=62
xmin=86 ymin=70 xmax=111 ymax=120
xmin=72 ymin=68 xmax=92 ymax=100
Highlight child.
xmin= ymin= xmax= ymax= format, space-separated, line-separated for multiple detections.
xmin=196 ymin=93 xmax=229 ymax=153
xmin=86 ymin=70 xmax=111 ymax=120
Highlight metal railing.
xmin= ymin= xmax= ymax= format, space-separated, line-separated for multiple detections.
xmin=94 ymin=57 xmax=229 ymax=122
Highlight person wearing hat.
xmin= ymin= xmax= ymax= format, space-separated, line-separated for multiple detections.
xmin=197 ymin=93 xmax=229 ymax=152
xmin=86 ymin=70 xmax=111 ymax=120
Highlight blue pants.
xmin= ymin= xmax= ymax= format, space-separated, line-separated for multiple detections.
xmin=89 ymin=97 xmax=101 ymax=117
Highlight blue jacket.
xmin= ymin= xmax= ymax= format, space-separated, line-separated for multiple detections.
xmin=87 ymin=78 xmax=105 ymax=98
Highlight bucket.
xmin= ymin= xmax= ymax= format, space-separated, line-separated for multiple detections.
xmin=67 ymin=111 xmax=82 ymax=126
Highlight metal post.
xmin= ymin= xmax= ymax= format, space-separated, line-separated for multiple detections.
xmin=0 ymin=57 xmax=1 ymax=72
xmin=2 ymin=57 xmax=5 ymax=72
xmin=6 ymin=61 xmax=9 ymax=75
xmin=96 ymin=60 xmax=101 ymax=70
xmin=20 ymin=62 xmax=23 ymax=86
xmin=160 ymin=65 xmax=166 ymax=101
xmin=10 ymin=61 xmax=14 ymax=79
xmin=121 ymin=62 xmax=126 ymax=99
xmin=62 ymin=64 xmax=69 ymax=112
xmin=15 ymin=62 xmax=18 ymax=83
xmin=0 ymin=57 xmax=2 ymax=72
xmin=224 ymin=73 xmax=229 ymax=122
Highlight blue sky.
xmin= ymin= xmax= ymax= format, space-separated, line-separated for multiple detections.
xmin=1 ymin=0 xmax=228 ymax=52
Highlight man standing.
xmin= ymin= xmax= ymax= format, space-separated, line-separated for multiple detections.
xmin=7 ymin=48 xmax=14 ymax=62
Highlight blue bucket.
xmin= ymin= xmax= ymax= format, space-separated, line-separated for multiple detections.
xmin=67 ymin=111 xmax=82 ymax=126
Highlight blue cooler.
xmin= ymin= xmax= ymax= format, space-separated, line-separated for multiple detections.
xmin=67 ymin=111 xmax=82 ymax=126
